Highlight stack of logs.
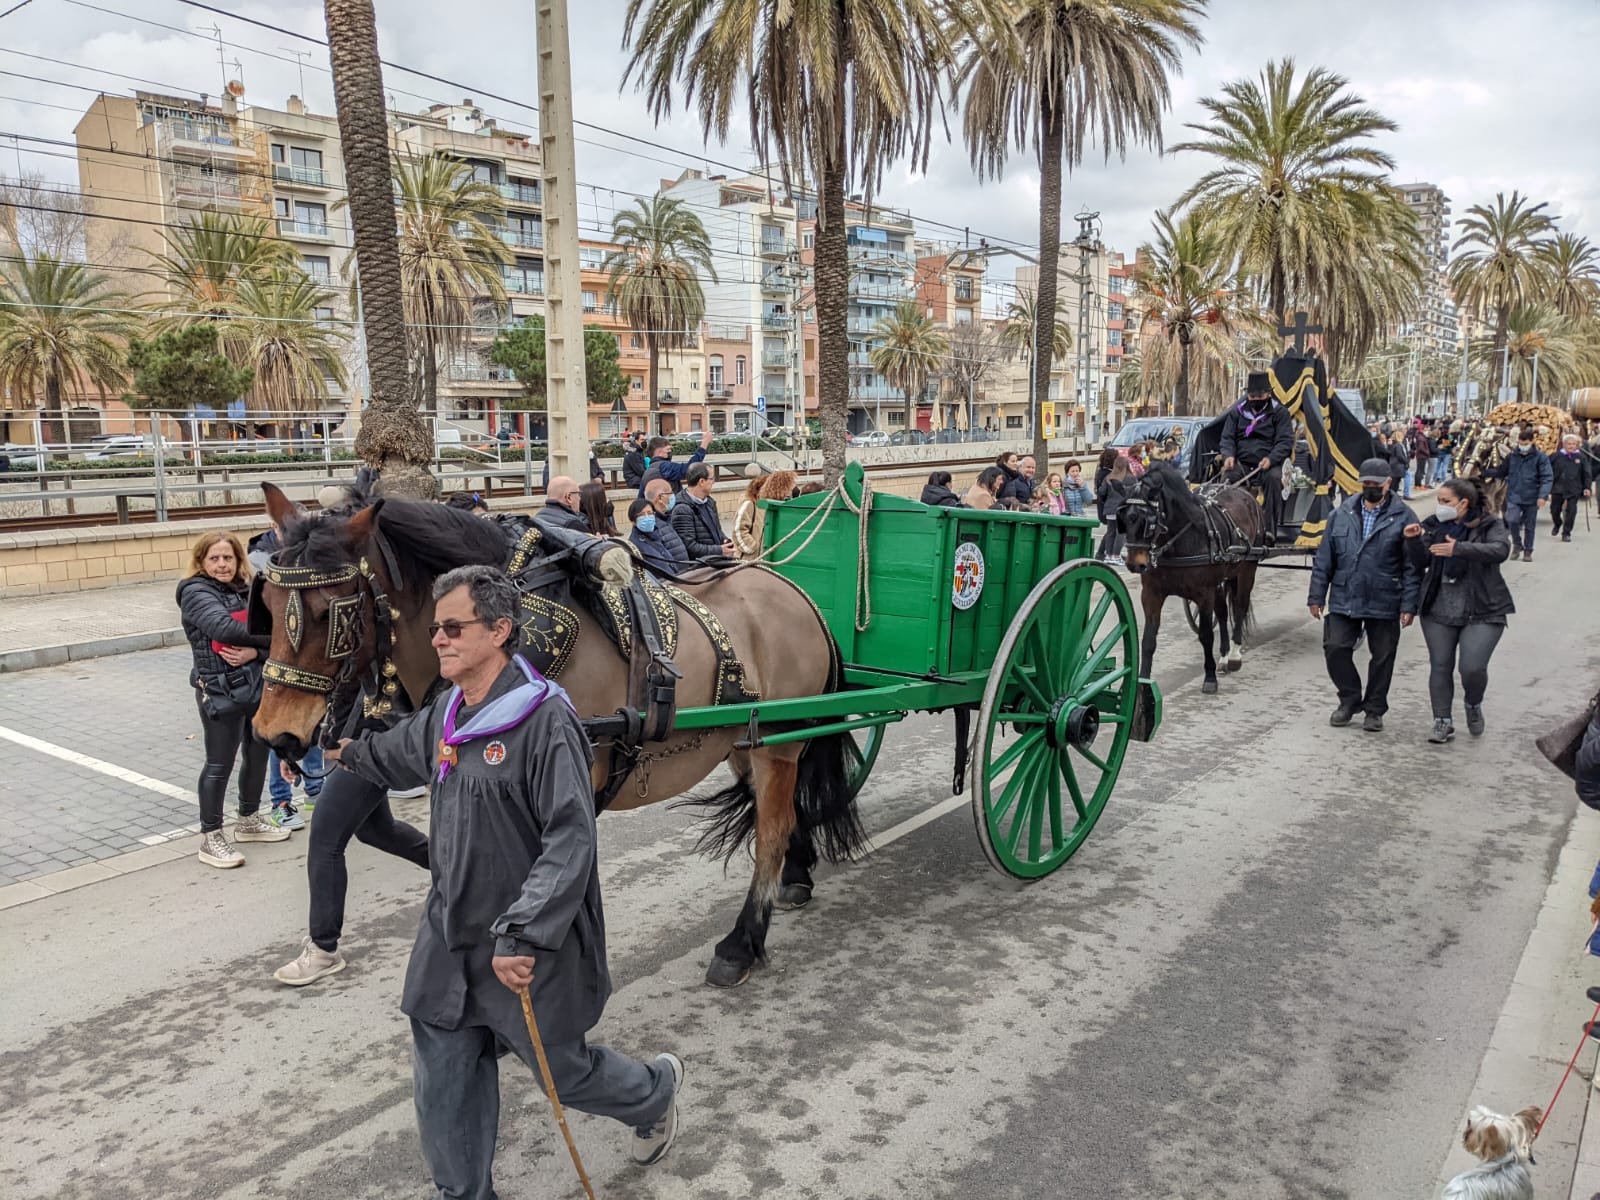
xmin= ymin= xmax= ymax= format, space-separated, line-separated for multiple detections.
xmin=1481 ymin=404 xmax=1574 ymax=453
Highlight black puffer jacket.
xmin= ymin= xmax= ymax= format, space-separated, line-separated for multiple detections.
xmin=177 ymin=574 xmax=270 ymax=688
xmin=1402 ymin=509 xmax=1515 ymax=621
xmin=920 ymin=483 xmax=963 ymax=508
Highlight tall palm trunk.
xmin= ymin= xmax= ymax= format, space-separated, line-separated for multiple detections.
xmin=815 ymin=78 xmax=851 ymax=486
xmin=1031 ymin=105 xmax=1063 ymax=462
xmin=324 ymin=0 xmax=433 ymax=498
xmin=1491 ymin=307 xmax=1510 ymax=398
xmin=1175 ymin=331 xmax=1191 ymax=417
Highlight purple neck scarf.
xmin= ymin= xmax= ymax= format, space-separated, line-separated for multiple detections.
xmin=1239 ymin=400 xmax=1270 ymax=439
xmin=435 ymin=655 xmax=568 ymax=784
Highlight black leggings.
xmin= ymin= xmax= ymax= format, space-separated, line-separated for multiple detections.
xmin=1099 ymin=521 xmax=1124 ymax=558
xmin=1420 ymin=619 xmax=1505 ymax=719
xmin=308 ymin=766 xmax=430 ymax=952
xmin=194 ymin=693 xmax=268 ymax=833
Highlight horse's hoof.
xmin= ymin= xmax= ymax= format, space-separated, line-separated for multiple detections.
xmin=1225 ymin=658 xmax=1242 ymax=673
xmin=775 ymin=884 xmax=813 ymax=911
xmin=705 ymin=957 xmax=751 ymax=989
xmin=1201 ymin=678 xmax=1219 ymax=694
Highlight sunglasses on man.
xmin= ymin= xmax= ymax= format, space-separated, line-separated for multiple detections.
xmin=427 ymin=618 xmax=493 ymax=640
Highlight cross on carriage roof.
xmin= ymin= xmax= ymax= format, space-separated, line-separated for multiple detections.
xmin=1278 ymin=310 xmax=1322 ymax=355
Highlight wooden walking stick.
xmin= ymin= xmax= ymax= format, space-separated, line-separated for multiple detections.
xmin=518 ymin=987 xmax=597 ymax=1200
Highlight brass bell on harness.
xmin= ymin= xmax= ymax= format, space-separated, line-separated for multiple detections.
xmin=382 ymin=661 xmax=399 ymax=678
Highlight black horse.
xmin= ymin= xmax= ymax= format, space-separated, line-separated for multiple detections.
xmin=1118 ymin=463 xmax=1263 ymax=700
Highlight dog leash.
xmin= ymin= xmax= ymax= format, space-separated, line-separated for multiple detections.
xmin=1535 ymin=999 xmax=1600 ymax=1140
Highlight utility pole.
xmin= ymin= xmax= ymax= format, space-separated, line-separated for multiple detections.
xmin=1531 ymin=351 xmax=1539 ymax=406
xmin=1457 ymin=327 xmax=1470 ymax=418
xmin=535 ymin=0 xmax=589 ymax=480
xmin=1073 ymin=211 xmax=1100 ymax=444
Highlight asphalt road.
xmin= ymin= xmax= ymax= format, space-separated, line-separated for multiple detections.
xmin=2 ymin=541 xmax=1596 ymax=1200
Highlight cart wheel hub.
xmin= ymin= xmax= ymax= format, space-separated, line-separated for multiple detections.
xmin=1046 ymin=698 xmax=1099 ymax=750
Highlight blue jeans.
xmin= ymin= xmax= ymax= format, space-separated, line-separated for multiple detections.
xmin=1433 ymin=453 xmax=1452 ymax=485
xmin=267 ymin=745 xmax=323 ymax=804
xmin=1505 ymin=500 xmax=1539 ymax=553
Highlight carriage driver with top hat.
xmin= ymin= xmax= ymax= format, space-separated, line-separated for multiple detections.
xmin=1219 ymin=370 xmax=1296 ymax=545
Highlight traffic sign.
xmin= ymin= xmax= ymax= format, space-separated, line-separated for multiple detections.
xmin=755 ymin=395 xmax=767 ymax=414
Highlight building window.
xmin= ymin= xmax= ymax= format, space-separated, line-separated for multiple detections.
xmin=691 ymin=415 xmax=704 ymax=432
xmin=581 ymin=290 xmax=598 ymax=312
xmin=1006 ymin=415 xmax=1025 ymax=429
xmin=629 ymin=333 xmax=642 ymax=350
xmin=303 ymin=254 xmax=332 ymax=283
xmin=1107 ymin=301 xmax=1123 ymax=322
xmin=802 ymin=230 xmax=814 ymax=249
xmin=1107 ymin=329 xmax=1122 ymax=347
xmin=313 ymin=306 xmax=335 ymax=328
xmin=579 ymin=247 xmax=604 ymax=270
xmin=632 ymin=375 xmax=643 ymax=391
xmin=955 ymin=277 xmax=973 ymax=300
xmin=708 ymin=355 xmax=724 ymax=392
xmin=886 ymin=410 xmax=906 ymax=426
xmin=735 ymin=356 xmax=746 ymax=386
xmin=955 ymin=309 xmax=972 ymax=326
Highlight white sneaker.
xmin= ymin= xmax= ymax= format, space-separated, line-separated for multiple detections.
xmin=388 ymin=784 xmax=429 ymax=799
xmin=198 ymin=830 xmax=243 ymax=869
xmin=630 ymin=1053 xmax=684 ymax=1166
xmin=274 ymin=937 xmax=348 ymax=987
xmin=233 ymin=812 xmax=292 ymax=842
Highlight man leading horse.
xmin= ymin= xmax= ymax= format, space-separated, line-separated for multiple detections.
xmin=1218 ymin=370 xmax=1295 ymax=545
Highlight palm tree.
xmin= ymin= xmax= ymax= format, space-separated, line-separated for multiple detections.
xmin=999 ymin=287 xmax=1072 ymax=364
xmin=1472 ymin=304 xmax=1600 ymax=405
xmin=960 ymin=0 xmax=1202 ymax=461
xmin=623 ymin=0 xmax=968 ymax=485
xmin=222 ymin=270 xmax=349 ymax=414
xmin=1130 ymin=209 xmax=1257 ymax=415
xmin=147 ymin=212 xmax=296 ymax=320
xmin=1448 ymin=191 xmax=1556 ymax=394
xmin=323 ymin=0 xmax=432 ymax=496
xmin=386 ymin=151 xmax=509 ymax=414
xmin=0 ymin=255 xmax=132 ymax=410
xmin=1541 ymin=233 xmax=1600 ymax=321
xmin=1173 ymin=59 xmax=1405 ymax=335
xmin=869 ymin=300 xmax=949 ymax=426
xmin=602 ymin=195 xmax=716 ymax=432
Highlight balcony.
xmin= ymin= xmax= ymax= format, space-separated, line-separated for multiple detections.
xmin=165 ymin=165 xmax=261 ymax=209
xmin=445 ymin=362 xmax=519 ymax=384
xmin=852 ymin=281 xmax=907 ymax=302
xmin=155 ymin=119 xmax=257 ymax=159
xmin=759 ymin=236 xmax=794 ymax=258
xmin=277 ymin=218 xmax=333 ymax=242
xmin=502 ymin=269 xmax=545 ymax=296
xmin=658 ymin=389 xmax=679 ymax=404
xmin=761 ymin=351 xmax=789 ymax=369
xmin=760 ymin=271 xmax=789 ymax=293
xmin=848 ymin=244 xmax=914 ymax=268
xmin=707 ymin=387 xmax=733 ymax=401
xmin=502 ymin=228 xmax=544 ymax=250
xmin=272 ymin=163 xmax=330 ymax=189
xmin=499 ymin=181 xmax=542 ymax=207
xmin=847 ymin=318 xmax=877 ymax=334
xmin=761 ymin=313 xmax=790 ymax=330
xmin=852 ymin=383 xmax=901 ymax=401
xmin=760 ymin=387 xmax=792 ymax=405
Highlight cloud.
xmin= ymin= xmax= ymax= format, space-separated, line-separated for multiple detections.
xmin=1 ymin=0 xmax=1594 ymax=290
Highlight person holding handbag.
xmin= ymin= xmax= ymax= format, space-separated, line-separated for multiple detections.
xmin=1401 ymin=478 xmax=1514 ymax=745
xmin=177 ymin=531 xmax=289 ymax=869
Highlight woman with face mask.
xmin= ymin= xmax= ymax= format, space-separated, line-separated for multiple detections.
xmin=628 ymin=496 xmax=693 ymax=576
xmin=1402 ymin=478 xmax=1515 ymax=744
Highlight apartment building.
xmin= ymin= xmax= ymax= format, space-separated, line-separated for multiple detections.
xmin=796 ymin=202 xmax=920 ymax=434
xmin=1398 ymin=182 xmax=1459 ymax=355
xmin=658 ymin=168 xmax=804 ymax=430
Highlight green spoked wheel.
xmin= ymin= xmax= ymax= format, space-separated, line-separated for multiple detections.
xmin=843 ymin=722 xmax=885 ymax=800
xmin=972 ymin=559 xmax=1139 ymax=880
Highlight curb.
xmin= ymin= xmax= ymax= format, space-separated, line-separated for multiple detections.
xmin=0 ymin=830 xmax=198 ymax=910
xmin=0 ymin=627 xmax=185 ymax=673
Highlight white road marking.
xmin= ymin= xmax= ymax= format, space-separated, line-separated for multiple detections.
xmin=867 ymin=792 xmax=969 ymax=851
xmin=0 ymin=723 xmax=196 ymax=803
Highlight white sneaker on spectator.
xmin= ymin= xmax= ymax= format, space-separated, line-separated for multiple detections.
xmin=198 ymin=830 xmax=243 ymax=868
xmin=233 ymin=812 xmax=291 ymax=842
xmin=630 ymin=1053 xmax=684 ymax=1166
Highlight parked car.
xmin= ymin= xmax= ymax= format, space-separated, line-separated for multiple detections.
xmin=1102 ymin=417 xmax=1210 ymax=476
xmin=84 ymin=435 xmax=157 ymax=461
xmin=853 ymin=430 xmax=891 ymax=447
xmin=889 ymin=429 xmax=928 ymax=446
xmin=1 ymin=442 xmax=47 ymax=471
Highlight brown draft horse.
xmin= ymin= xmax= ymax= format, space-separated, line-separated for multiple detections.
xmin=250 ymin=483 xmax=863 ymax=989
xmin=1118 ymin=463 xmax=1262 ymax=700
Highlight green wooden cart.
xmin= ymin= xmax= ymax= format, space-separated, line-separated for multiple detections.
xmin=662 ymin=462 xmax=1161 ymax=881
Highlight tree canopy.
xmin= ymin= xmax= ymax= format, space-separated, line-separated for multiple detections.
xmin=124 ymin=324 xmax=254 ymax=413
xmin=490 ymin=316 xmax=629 ymax=411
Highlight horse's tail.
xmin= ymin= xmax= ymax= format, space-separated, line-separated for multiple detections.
xmin=793 ymin=725 xmax=870 ymax=864
xmin=1228 ymin=571 xmax=1259 ymax=641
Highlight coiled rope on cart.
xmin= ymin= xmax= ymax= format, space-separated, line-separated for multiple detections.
xmin=756 ymin=474 xmax=875 ymax=632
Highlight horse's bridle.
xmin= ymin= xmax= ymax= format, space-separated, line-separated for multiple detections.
xmin=1120 ymin=477 xmax=1252 ymax=568
xmin=258 ymin=551 xmax=403 ymax=736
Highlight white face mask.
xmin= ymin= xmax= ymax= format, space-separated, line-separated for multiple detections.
xmin=1435 ymin=503 xmax=1459 ymax=522
xmin=1518 ymin=443 xmax=1532 ymax=454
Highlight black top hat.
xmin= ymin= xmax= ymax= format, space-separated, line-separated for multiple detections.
xmin=1245 ymin=371 xmax=1271 ymax=394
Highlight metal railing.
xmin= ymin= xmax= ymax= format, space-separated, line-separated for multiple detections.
xmin=761 ymin=314 xmax=790 ymax=330
xmin=502 ymin=270 xmax=545 ymax=296
xmin=498 ymin=181 xmax=542 ymax=206
xmin=272 ymin=163 xmax=330 ymax=187
xmin=277 ymin=218 xmax=332 ymax=239
xmin=502 ymin=228 xmax=544 ymax=250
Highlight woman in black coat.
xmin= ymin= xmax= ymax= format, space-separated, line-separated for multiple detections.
xmin=920 ymin=470 xmax=963 ymax=508
xmin=176 ymin=531 xmax=286 ymax=869
xmin=1402 ymin=477 xmax=1514 ymax=744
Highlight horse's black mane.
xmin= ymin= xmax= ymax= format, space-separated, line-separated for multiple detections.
xmin=1140 ymin=461 xmax=1208 ymax=523
xmin=282 ymin=498 xmax=507 ymax=586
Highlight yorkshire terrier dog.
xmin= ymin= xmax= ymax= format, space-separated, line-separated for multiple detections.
xmin=1441 ymin=1105 xmax=1542 ymax=1200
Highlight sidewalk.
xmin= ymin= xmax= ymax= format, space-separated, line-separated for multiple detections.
xmin=0 ymin=580 xmax=184 ymax=671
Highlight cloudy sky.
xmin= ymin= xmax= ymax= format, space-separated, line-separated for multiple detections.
xmin=2 ymin=0 xmax=1596 ymax=303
